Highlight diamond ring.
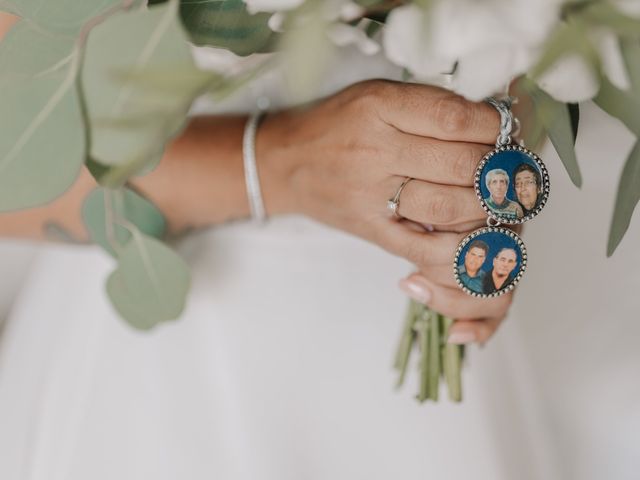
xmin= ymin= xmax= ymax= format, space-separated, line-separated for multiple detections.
xmin=387 ymin=177 xmax=413 ymax=219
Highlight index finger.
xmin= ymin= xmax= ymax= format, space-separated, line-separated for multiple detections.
xmin=373 ymin=81 xmax=500 ymax=145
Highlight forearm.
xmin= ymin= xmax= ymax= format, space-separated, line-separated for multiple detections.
xmin=133 ymin=115 xmax=254 ymax=234
xmin=0 ymin=113 xmax=288 ymax=241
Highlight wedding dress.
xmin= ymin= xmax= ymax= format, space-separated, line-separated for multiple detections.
xmin=0 ymin=46 xmax=638 ymax=480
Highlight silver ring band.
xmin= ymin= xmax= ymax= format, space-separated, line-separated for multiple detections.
xmin=485 ymin=97 xmax=514 ymax=146
xmin=387 ymin=177 xmax=413 ymax=218
xmin=242 ymin=110 xmax=267 ymax=223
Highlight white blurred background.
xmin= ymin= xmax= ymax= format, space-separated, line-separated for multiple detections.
xmin=1 ymin=78 xmax=639 ymax=480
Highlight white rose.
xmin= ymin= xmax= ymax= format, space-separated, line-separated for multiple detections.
xmin=536 ymin=28 xmax=630 ymax=102
xmin=383 ymin=5 xmax=453 ymax=80
xmin=384 ymin=0 xmax=563 ymax=100
xmin=613 ymin=0 xmax=640 ymax=17
xmin=327 ymin=24 xmax=380 ymax=56
xmin=536 ymin=54 xmax=600 ymax=103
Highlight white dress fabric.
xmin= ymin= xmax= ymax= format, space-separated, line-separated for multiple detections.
xmin=0 ymin=47 xmax=639 ymax=480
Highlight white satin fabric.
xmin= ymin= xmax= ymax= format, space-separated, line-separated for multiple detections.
xmin=0 ymin=46 xmax=638 ymax=480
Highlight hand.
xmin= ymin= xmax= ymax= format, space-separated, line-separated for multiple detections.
xmin=399 ymin=271 xmax=512 ymax=346
xmin=257 ymin=79 xmax=514 ymax=337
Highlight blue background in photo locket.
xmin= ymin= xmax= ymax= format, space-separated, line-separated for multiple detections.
xmin=457 ymin=231 xmax=522 ymax=280
xmin=479 ymin=150 xmax=540 ymax=201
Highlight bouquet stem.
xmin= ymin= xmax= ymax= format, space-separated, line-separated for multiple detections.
xmin=394 ymin=300 xmax=464 ymax=402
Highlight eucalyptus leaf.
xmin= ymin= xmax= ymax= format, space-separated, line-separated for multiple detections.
xmin=608 ymin=141 xmax=640 ymax=256
xmin=278 ymin=2 xmax=335 ymax=101
xmin=82 ymin=0 xmax=205 ymax=174
xmin=511 ymin=75 xmax=547 ymax=150
xmin=111 ymin=67 xmax=223 ymax=92
xmin=107 ymin=230 xmax=190 ymax=330
xmin=593 ymin=76 xmax=640 ymax=136
xmin=82 ymin=187 xmax=167 ymax=257
xmin=0 ymin=0 xmax=127 ymax=35
xmin=620 ymin=38 xmax=640 ymax=93
xmin=578 ymin=2 xmax=640 ymax=37
xmin=179 ymin=0 xmax=277 ymax=56
xmin=520 ymin=77 xmax=582 ymax=187
xmin=364 ymin=19 xmax=383 ymax=38
xmin=568 ymin=103 xmax=580 ymax=145
xmin=354 ymin=0 xmax=385 ymax=7
xmin=85 ymin=157 xmax=111 ymax=183
xmin=0 ymin=21 xmax=84 ymax=212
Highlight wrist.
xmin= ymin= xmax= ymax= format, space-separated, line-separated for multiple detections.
xmin=254 ymin=109 xmax=301 ymax=217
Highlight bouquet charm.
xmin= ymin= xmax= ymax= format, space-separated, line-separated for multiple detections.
xmin=394 ymin=96 xmax=550 ymax=402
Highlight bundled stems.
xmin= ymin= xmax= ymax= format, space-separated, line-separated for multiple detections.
xmin=393 ymin=300 xmax=464 ymax=403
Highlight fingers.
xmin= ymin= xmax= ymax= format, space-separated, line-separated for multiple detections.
xmin=373 ymin=217 xmax=464 ymax=267
xmin=398 ymin=271 xmax=508 ymax=345
xmin=447 ymin=317 xmax=505 ymax=345
xmin=419 ymin=263 xmax=459 ymax=289
xmin=391 ymin=177 xmax=487 ymax=226
xmin=399 ymin=272 xmax=513 ymax=320
xmin=390 ymin=133 xmax=493 ymax=187
xmin=371 ymin=81 xmax=500 ymax=144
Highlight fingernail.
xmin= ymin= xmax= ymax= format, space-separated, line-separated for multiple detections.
xmin=399 ymin=277 xmax=432 ymax=304
xmin=447 ymin=331 xmax=476 ymax=344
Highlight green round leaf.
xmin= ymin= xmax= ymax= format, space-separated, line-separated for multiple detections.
xmin=82 ymin=0 xmax=206 ymax=172
xmin=179 ymin=0 xmax=277 ymax=56
xmin=82 ymin=187 xmax=167 ymax=257
xmin=107 ymin=231 xmax=190 ymax=330
xmin=0 ymin=22 xmax=84 ymax=212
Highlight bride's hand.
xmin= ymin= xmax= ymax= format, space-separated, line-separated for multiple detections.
xmin=258 ymin=79 xmax=513 ymax=340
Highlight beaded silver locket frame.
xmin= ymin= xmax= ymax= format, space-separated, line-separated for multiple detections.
xmin=453 ymin=97 xmax=542 ymax=298
xmin=453 ymin=226 xmax=527 ymax=299
xmin=474 ymin=144 xmax=550 ymax=225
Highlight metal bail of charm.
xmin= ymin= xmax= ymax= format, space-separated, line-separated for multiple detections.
xmin=453 ymin=226 xmax=527 ymax=298
xmin=485 ymin=97 xmax=514 ymax=147
xmin=475 ymin=97 xmax=551 ymax=225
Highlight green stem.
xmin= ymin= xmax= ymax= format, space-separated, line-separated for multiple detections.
xmin=428 ymin=310 xmax=440 ymax=401
xmin=416 ymin=312 xmax=430 ymax=403
xmin=394 ymin=300 xmax=418 ymax=387
xmin=442 ymin=315 xmax=463 ymax=402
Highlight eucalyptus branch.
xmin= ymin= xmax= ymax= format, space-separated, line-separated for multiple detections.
xmin=103 ymin=188 xmax=124 ymax=256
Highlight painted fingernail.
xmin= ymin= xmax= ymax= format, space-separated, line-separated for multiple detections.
xmin=399 ymin=277 xmax=432 ymax=304
xmin=447 ymin=331 xmax=476 ymax=344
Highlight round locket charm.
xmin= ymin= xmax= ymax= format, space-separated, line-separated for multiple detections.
xmin=474 ymin=144 xmax=550 ymax=225
xmin=453 ymin=226 xmax=527 ymax=298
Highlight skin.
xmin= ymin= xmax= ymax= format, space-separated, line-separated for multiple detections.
xmin=464 ymin=246 xmax=486 ymax=278
xmin=491 ymin=249 xmax=518 ymax=289
xmin=514 ymin=170 xmax=539 ymax=210
xmin=0 ymin=13 xmax=519 ymax=344
xmin=487 ymin=173 xmax=508 ymax=205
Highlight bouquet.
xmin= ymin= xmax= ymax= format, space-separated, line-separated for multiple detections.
xmin=1 ymin=0 xmax=638 ymax=400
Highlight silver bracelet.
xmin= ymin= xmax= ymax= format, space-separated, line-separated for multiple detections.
xmin=242 ymin=110 xmax=267 ymax=223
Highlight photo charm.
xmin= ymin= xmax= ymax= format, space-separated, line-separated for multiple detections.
xmin=453 ymin=96 xmax=548 ymax=298
xmin=454 ymin=227 xmax=527 ymax=298
xmin=475 ymin=144 xmax=550 ymax=224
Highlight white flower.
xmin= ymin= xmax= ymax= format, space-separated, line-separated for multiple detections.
xmin=383 ymin=5 xmax=453 ymax=79
xmin=339 ymin=2 xmax=365 ymax=22
xmin=327 ymin=23 xmax=380 ymax=55
xmin=453 ymin=45 xmax=531 ymax=101
xmin=268 ymin=12 xmax=285 ymax=32
xmin=536 ymin=28 xmax=630 ymax=102
xmin=613 ymin=0 xmax=640 ymax=17
xmin=383 ymin=0 xmax=563 ymax=100
xmin=595 ymin=28 xmax=630 ymax=90
xmin=244 ymin=0 xmax=362 ymax=17
xmin=536 ymin=54 xmax=600 ymax=102
xmin=243 ymin=0 xmax=304 ymax=14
